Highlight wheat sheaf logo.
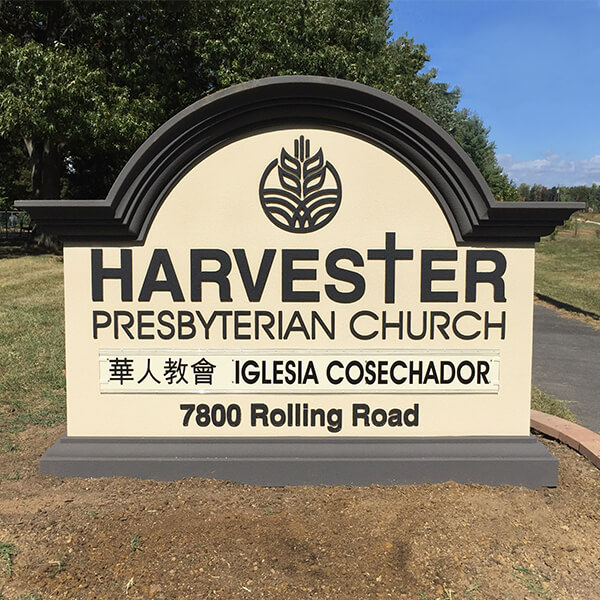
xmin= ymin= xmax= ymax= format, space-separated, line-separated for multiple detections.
xmin=259 ymin=135 xmax=342 ymax=233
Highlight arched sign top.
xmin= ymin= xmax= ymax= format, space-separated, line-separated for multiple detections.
xmin=18 ymin=76 xmax=581 ymax=242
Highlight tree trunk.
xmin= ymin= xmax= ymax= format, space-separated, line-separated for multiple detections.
xmin=23 ymin=137 xmax=63 ymax=251
xmin=23 ymin=137 xmax=62 ymax=200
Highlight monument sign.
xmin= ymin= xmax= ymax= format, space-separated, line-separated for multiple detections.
xmin=19 ymin=77 xmax=581 ymax=486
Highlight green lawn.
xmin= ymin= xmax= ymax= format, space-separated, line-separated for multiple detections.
xmin=535 ymin=215 xmax=600 ymax=315
xmin=0 ymin=247 xmax=65 ymax=445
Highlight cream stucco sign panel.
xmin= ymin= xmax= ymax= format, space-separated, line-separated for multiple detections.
xmin=64 ymin=129 xmax=534 ymax=438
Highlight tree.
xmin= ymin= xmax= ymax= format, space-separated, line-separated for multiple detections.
xmin=517 ymin=183 xmax=530 ymax=202
xmin=0 ymin=35 xmax=158 ymax=199
xmin=0 ymin=134 xmax=29 ymax=207
xmin=450 ymin=109 xmax=519 ymax=201
xmin=0 ymin=0 xmax=515 ymax=202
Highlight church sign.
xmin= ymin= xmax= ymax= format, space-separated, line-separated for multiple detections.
xmin=18 ymin=77 xmax=581 ymax=486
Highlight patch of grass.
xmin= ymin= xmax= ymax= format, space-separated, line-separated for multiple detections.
xmin=536 ymin=214 xmax=600 ymax=315
xmin=464 ymin=582 xmax=481 ymax=598
xmin=531 ymin=387 xmax=577 ymax=422
xmin=512 ymin=564 xmax=552 ymax=599
xmin=1 ymin=441 xmax=19 ymax=453
xmin=0 ymin=542 xmax=17 ymax=576
xmin=130 ymin=534 xmax=143 ymax=553
xmin=17 ymin=594 xmax=42 ymax=600
xmin=0 ymin=254 xmax=65 ymax=446
xmin=49 ymin=555 xmax=66 ymax=575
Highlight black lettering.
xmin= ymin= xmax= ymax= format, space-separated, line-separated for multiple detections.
xmin=364 ymin=360 xmax=377 ymax=385
xmin=283 ymin=311 xmax=311 ymax=339
xmin=407 ymin=311 xmax=426 ymax=340
xmin=352 ymin=403 xmax=370 ymax=426
xmin=390 ymin=361 xmax=407 ymax=384
xmin=273 ymin=361 xmax=283 ymax=384
xmin=234 ymin=311 xmax=251 ymax=340
xmin=377 ymin=361 xmax=388 ymax=384
xmin=440 ymin=361 xmax=455 ymax=384
xmin=409 ymin=361 xmax=423 ymax=384
xmin=233 ymin=249 xmax=276 ymax=302
xmin=255 ymin=311 xmax=275 ymax=340
xmin=326 ymin=408 xmax=342 ymax=433
xmin=423 ymin=361 xmax=439 ymax=384
xmin=114 ymin=310 xmax=134 ymax=339
xmin=430 ymin=311 xmax=450 ymax=340
xmin=371 ymin=408 xmax=387 ymax=427
xmin=477 ymin=360 xmax=491 ymax=384
xmin=349 ymin=311 xmax=378 ymax=340
xmin=285 ymin=361 xmax=296 ymax=384
xmin=485 ymin=311 xmax=506 ymax=340
xmin=157 ymin=310 xmax=175 ymax=340
xmin=452 ymin=311 xmax=481 ymax=340
xmin=421 ymin=250 xmax=458 ymax=302
xmin=251 ymin=403 xmax=269 ymax=426
xmin=92 ymin=310 xmax=111 ymax=339
xmin=270 ymin=408 xmax=286 ymax=426
xmin=311 ymin=311 xmax=335 ymax=340
xmin=457 ymin=361 xmax=476 ymax=384
xmin=345 ymin=361 xmax=364 ymax=385
xmin=367 ymin=232 xmax=413 ymax=303
xmin=325 ymin=248 xmax=365 ymax=303
xmin=382 ymin=311 xmax=403 ymax=340
xmin=138 ymin=249 xmax=184 ymax=302
xmin=466 ymin=250 xmax=507 ymax=302
xmin=178 ymin=311 xmax=196 ymax=339
xmin=91 ymin=249 xmax=132 ymax=301
xmin=282 ymin=249 xmax=319 ymax=302
xmin=310 ymin=407 xmax=325 ymax=427
xmin=137 ymin=310 xmax=155 ymax=339
xmin=388 ymin=408 xmax=403 ymax=426
xmin=327 ymin=360 xmax=344 ymax=384
xmin=404 ymin=403 xmax=419 ymax=426
xmin=190 ymin=249 xmax=232 ymax=302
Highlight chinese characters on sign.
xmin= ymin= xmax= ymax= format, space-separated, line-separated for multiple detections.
xmin=105 ymin=355 xmax=216 ymax=388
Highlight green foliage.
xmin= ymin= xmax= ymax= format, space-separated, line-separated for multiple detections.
xmin=517 ymin=183 xmax=600 ymax=211
xmin=0 ymin=0 xmax=514 ymax=203
xmin=130 ymin=534 xmax=143 ymax=553
xmin=450 ymin=109 xmax=519 ymax=201
xmin=511 ymin=564 xmax=552 ymax=599
xmin=0 ymin=542 xmax=17 ymax=576
xmin=0 ymin=37 xmax=154 ymax=147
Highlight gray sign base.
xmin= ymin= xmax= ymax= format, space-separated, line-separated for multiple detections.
xmin=40 ymin=435 xmax=557 ymax=488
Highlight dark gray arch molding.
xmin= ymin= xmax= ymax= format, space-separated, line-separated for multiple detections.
xmin=17 ymin=76 xmax=582 ymax=242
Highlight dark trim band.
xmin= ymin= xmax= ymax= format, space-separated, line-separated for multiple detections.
xmin=40 ymin=434 xmax=558 ymax=488
xmin=17 ymin=76 xmax=582 ymax=242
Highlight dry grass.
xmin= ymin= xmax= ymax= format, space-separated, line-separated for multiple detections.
xmin=535 ymin=214 xmax=600 ymax=316
xmin=0 ymin=248 xmax=65 ymax=445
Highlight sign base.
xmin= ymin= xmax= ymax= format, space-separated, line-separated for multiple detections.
xmin=40 ymin=436 xmax=557 ymax=488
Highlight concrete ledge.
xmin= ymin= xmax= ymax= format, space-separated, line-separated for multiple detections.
xmin=40 ymin=435 xmax=557 ymax=488
xmin=531 ymin=409 xmax=600 ymax=469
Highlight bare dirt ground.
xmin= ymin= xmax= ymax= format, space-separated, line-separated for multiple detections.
xmin=1 ymin=426 xmax=599 ymax=600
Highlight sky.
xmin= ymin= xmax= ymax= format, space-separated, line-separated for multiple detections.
xmin=390 ymin=0 xmax=600 ymax=187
